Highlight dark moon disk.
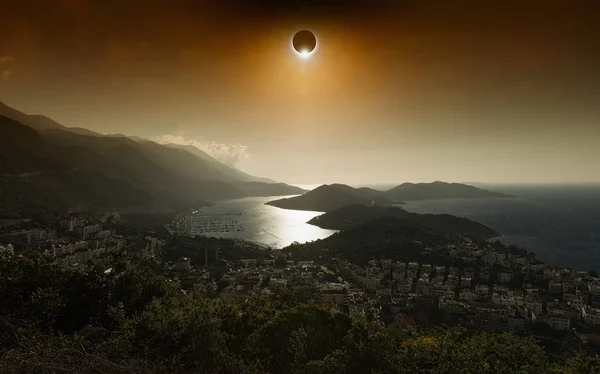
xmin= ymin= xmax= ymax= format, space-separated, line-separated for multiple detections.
xmin=293 ymin=30 xmax=317 ymax=54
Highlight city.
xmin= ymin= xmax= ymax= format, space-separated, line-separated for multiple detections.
xmin=4 ymin=210 xmax=600 ymax=347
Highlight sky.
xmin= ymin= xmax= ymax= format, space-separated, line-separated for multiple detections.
xmin=1 ymin=0 xmax=599 ymax=184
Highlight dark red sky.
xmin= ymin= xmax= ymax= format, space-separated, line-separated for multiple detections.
xmin=1 ymin=0 xmax=599 ymax=183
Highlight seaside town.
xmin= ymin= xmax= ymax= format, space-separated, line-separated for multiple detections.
xmin=2 ymin=212 xmax=600 ymax=347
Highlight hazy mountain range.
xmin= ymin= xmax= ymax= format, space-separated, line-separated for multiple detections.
xmin=266 ymin=182 xmax=512 ymax=212
xmin=0 ymin=102 xmax=304 ymax=219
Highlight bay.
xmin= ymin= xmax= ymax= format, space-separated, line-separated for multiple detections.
xmin=188 ymin=196 xmax=337 ymax=248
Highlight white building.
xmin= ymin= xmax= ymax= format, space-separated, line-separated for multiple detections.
xmin=524 ymin=298 xmax=543 ymax=314
xmin=584 ymin=308 xmax=600 ymax=325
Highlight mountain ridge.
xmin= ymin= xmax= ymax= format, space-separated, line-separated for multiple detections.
xmin=0 ymin=104 xmax=305 ymax=219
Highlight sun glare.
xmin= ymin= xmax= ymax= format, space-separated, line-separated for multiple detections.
xmin=298 ymin=50 xmax=312 ymax=59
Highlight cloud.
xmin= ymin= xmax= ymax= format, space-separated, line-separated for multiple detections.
xmin=206 ymin=141 xmax=249 ymax=166
xmin=1 ymin=69 xmax=13 ymax=80
xmin=157 ymin=134 xmax=249 ymax=166
xmin=0 ymin=56 xmax=14 ymax=64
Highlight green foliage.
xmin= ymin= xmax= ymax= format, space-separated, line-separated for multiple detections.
xmin=0 ymin=252 xmax=595 ymax=373
xmin=553 ymin=356 xmax=600 ymax=374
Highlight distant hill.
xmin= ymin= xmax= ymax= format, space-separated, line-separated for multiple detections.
xmin=308 ymin=204 xmax=499 ymax=238
xmin=290 ymin=209 xmax=499 ymax=265
xmin=265 ymin=184 xmax=393 ymax=212
xmin=386 ymin=181 xmax=512 ymax=201
xmin=266 ymin=181 xmax=511 ymax=212
xmin=291 ymin=217 xmax=461 ymax=265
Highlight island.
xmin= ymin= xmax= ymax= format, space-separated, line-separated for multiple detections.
xmin=307 ymin=204 xmax=499 ymax=239
xmin=265 ymin=184 xmax=393 ymax=212
xmin=266 ymin=181 xmax=513 ymax=212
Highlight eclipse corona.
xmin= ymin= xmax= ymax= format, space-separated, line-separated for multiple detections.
xmin=292 ymin=30 xmax=317 ymax=58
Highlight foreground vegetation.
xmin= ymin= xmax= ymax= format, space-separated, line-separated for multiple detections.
xmin=1 ymin=250 xmax=600 ymax=373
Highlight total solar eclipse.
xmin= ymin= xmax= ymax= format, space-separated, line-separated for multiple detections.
xmin=293 ymin=30 xmax=317 ymax=58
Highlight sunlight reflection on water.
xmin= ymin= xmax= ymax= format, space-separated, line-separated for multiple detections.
xmin=192 ymin=196 xmax=337 ymax=248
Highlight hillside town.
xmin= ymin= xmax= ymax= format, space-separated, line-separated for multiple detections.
xmin=3 ymin=213 xmax=600 ymax=347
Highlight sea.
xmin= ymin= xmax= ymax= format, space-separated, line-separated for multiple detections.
xmin=192 ymin=184 xmax=600 ymax=271
xmin=401 ymin=184 xmax=600 ymax=271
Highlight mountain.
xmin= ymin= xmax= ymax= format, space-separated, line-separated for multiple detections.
xmin=0 ymin=106 xmax=304 ymax=218
xmin=386 ymin=181 xmax=512 ymax=201
xmin=266 ymin=182 xmax=512 ymax=212
xmin=265 ymin=184 xmax=393 ymax=212
xmin=1 ymin=101 xmax=278 ymax=184
xmin=0 ymin=115 xmax=155 ymax=220
xmin=0 ymin=101 xmax=102 ymax=136
xmin=162 ymin=143 xmax=276 ymax=184
xmin=307 ymin=204 xmax=499 ymax=238
xmin=106 ymin=133 xmax=149 ymax=142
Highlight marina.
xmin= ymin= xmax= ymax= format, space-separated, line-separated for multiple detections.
xmin=182 ymin=212 xmax=245 ymax=236
xmin=172 ymin=196 xmax=337 ymax=248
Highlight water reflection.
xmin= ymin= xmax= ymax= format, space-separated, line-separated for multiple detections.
xmin=192 ymin=196 xmax=337 ymax=248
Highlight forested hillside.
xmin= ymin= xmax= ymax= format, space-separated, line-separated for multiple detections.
xmin=0 ymin=250 xmax=596 ymax=373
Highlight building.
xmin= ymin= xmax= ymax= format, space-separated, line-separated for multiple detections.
xmin=548 ymin=281 xmax=563 ymax=294
xmin=459 ymin=289 xmax=475 ymax=301
xmin=463 ymin=268 xmax=476 ymax=279
xmin=61 ymin=217 xmax=87 ymax=231
xmin=475 ymin=285 xmax=490 ymax=301
xmin=322 ymin=283 xmax=347 ymax=305
xmin=523 ymin=298 xmax=543 ymax=314
xmin=269 ymin=278 xmax=287 ymax=287
xmin=360 ymin=276 xmax=380 ymax=291
xmin=240 ymin=259 xmax=257 ymax=267
xmin=542 ymin=315 xmax=570 ymax=331
xmin=515 ymin=256 xmax=527 ymax=265
xmin=584 ymin=308 xmax=600 ymax=325
xmin=461 ymin=277 xmax=472 ymax=287
xmin=396 ymin=279 xmax=413 ymax=294
xmin=26 ymin=229 xmax=48 ymax=244
xmin=78 ymin=224 xmax=102 ymax=239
